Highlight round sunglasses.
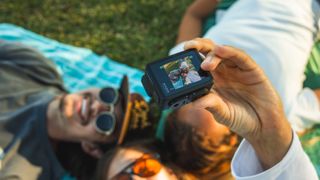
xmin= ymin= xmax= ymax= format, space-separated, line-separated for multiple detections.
xmin=94 ymin=87 xmax=120 ymax=136
xmin=111 ymin=153 xmax=162 ymax=180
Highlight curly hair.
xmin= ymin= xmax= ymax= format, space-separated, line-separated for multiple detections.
xmin=164 ymin=110 xmax=240 ymax=179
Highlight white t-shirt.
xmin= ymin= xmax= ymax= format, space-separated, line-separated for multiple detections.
xmin=170 ymin=0 xmax=320 ymax=132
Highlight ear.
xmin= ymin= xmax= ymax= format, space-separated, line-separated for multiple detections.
xmin=81 ymin=141 xmax=103 ymax=159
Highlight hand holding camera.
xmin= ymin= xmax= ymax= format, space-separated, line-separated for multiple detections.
xmin=142 ymin=37 xmax=293 ymax=169
xmin=183 ymin=38 xmax=292 ymax=169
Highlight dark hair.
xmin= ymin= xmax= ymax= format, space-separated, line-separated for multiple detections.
xmin=55 ymin=142 xmax=98 ymax=180
xmin=164 ymin=110 xmax=240 ymax=179
xmin=94 ymin=139 xmax=197 ymax=180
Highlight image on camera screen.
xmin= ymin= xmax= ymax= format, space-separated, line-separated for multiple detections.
xmin=161 ymin=55 xmax=202 ymax=90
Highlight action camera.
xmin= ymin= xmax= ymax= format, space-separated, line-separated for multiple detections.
xmin=142 ymin=49 xmax=213 ymax=109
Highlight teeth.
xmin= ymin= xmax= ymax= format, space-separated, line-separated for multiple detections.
xmin=81 ymin=99 xmax=87 ymax=118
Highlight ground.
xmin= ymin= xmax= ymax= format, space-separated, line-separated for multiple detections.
xmin=0 ymin=0 xmax=193 ymax=69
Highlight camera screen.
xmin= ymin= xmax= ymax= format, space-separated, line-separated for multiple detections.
xmin=160 ymin=55 xmax=203 ymax=91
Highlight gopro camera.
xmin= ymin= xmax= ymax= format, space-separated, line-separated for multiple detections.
xmin=142 ymin=49 xmax=213 ymax=109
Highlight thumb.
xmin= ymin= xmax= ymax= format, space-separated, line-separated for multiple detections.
xmin=191 ymin=91 xmax=232 ymax=127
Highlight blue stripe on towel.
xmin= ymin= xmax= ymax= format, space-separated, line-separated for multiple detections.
xmin=0 ymin=23 xmax=149 ymax=100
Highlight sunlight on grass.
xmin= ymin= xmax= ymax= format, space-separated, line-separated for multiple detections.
xmin=0 ymin=0 xmax=193 ymax=69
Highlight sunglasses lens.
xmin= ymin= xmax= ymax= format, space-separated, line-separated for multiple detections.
xmin=100 ymin=87 xmax=117 ymax=104
xmin=132 ymin=156 xmax=162 ymax=177
xmin=96 ymin=114 xmax=114 ymax=132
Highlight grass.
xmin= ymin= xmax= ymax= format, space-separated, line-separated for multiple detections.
xmin=0 ymin=0 xmax=193 ymax=70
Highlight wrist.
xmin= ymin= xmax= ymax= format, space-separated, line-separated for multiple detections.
xmin=248 ymin=123 xmax=293 ymax=169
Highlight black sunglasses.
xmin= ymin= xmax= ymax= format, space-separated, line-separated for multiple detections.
xmin=94 ymin=87 xmax=120 ymax=136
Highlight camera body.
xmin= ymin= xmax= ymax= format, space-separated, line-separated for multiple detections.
xmin=142 ymin=49 xmax=213 ymax=109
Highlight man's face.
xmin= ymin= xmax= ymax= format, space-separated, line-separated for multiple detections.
xmin=47 ymin=88 xmax=123 ymax=144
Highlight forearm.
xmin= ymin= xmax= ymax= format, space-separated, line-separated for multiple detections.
xmin=250 ymin=127 xmax=293 ymax=170
xmin=176 ymin=0 xmax=220 ymax=44
xmin=176 ymin=13 xmax=203 ymax=44
xmin=244 ymin=111 xmax=293 ymax=169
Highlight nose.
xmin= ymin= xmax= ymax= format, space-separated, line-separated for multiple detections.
xmin=90 ymin=99 xmax=112 ymax=118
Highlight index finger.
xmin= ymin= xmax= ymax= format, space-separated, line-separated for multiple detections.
xmin=215 ymin=45 xmax=257 ymax=71
xmin=184 ymin=38 xmax=216 ymax=54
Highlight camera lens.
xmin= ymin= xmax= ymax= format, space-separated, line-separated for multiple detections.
xmin=173 ymin=102 xmax=180 ymax=108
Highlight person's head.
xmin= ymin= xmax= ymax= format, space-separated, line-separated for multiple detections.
xmin=47 ymin=88 xmax=119 ymax=141
xmin=179 ymin=61 xmax=189 ymax=73
xmin=46 ymin=76 xmax=132 ymax=153
xmin=169 ymin=69 xmax=181 ymax=82
xmin=164 ymin=104 xmax=239 ymax=179
xmin=95 ymin=139 xmax=197 ymax=180
xmin=54 ymin=87 xmax=160 ymax=180
xmin=48 ymin=85 xmax=130 ymax=177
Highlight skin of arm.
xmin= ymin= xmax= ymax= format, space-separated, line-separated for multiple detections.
xmin=176 ymin=0 xmax=220 ymax=44
xmin=314 ymin=89 xmax=320 ymax=103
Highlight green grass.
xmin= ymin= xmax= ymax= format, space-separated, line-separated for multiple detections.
xmin=0 ymin=0 xmax=193 ymax=70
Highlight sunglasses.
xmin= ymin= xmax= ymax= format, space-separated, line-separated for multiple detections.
xmin=111 ymin=153 xmax=162 ymax=180
xmin=94 ymin=87 xmax=120 ymax=136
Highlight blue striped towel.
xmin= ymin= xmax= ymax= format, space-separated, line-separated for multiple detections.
xmin=0 ymin=23 xmax=149 ymax=100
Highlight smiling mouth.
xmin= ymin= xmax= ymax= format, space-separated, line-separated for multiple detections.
xmin=58 ymin=93 xmax=92 ymax=125
xmin=79 ymin=93 xmax=93 ymax=125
